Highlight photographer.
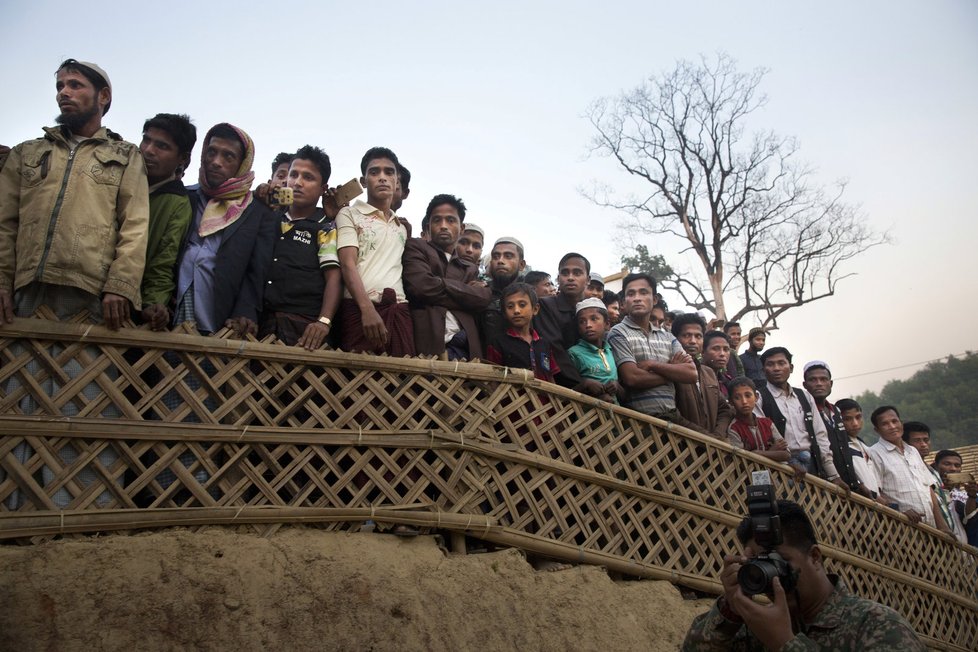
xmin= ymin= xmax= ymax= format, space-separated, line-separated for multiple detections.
xmin=682 ymin=499 xmax=924 ymax=650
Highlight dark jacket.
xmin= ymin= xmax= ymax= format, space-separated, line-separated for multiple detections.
xmin=181 ymin=188 xmax=277 ymax=325
xmin=402 ymin=238 xmax=490 ymax=358
xmin=534 ymin=294 xmax=583 ymax=387
xmin=818 ymin=401 xmax=865 ymax=493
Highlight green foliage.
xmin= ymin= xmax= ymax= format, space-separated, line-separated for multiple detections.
xmin=621 ymin=245 xmax=674 ymax=283
xmin=853 ymin=352 xmax=978 ymax=449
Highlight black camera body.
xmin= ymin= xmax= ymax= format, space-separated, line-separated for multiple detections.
xmin=737 ymin=484 xmax=799 ymax=596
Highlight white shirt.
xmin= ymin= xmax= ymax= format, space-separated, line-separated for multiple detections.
xmin=848 ymin=437 xmax=882 ymax=495
xmin=868 ymin=438 xmax=936 ymax=527
xmin=755 ymin=382 xmax=839 ymax=479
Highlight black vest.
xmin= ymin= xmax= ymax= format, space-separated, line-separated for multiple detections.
xmin=757 ymin=384 xmax=824 ymax=477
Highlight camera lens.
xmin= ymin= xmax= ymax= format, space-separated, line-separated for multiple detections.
xmin=738 ymin=559 xmax=777 ymax=596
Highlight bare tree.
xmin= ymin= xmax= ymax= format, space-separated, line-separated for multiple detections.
xmin=585 ymin=53 xmax=889 ymax=328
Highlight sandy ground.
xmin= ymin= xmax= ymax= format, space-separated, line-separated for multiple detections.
xmin=0 ymin=527 xmax=714 ymax=651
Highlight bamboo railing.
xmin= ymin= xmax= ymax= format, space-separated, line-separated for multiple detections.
xmin=0 ymin=311 xmax=975 ymax=649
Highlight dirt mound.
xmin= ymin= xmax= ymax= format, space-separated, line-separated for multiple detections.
xmin=0 ymin=527 xmax=713 ymax=651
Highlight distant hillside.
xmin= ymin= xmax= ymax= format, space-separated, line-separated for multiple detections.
xmin=854 ymin=352 xmax=977 ymax=448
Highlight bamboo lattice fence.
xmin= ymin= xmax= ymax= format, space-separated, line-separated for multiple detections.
xmin=0 ymin=311 xmax=975 ymax=649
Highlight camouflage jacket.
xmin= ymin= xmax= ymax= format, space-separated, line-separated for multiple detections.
xmin=681 ymin=576 xmax=925 ymax=651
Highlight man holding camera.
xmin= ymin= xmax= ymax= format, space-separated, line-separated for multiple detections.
xmin=683 ymin=496 xmax=923 ymax=650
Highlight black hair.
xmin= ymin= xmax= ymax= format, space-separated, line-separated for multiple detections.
xmin=602 ymin=289 xmax=619 ymax=306
xmin=761 ymin=346 xmax=793 ymax=365
xmin=665 ymin=311 xmax=678 ymax=321
xmin=292 ymin=145 xmax=331 ymax=184
xmin=360 ymin=146 xmax=400 ymax=175
xmin=726 ymin=375 xmax=756 ymax=395
xmin=622 ymin=272 xmax=657 ymax=295
xmin=142 ymin=113 xmax=197 ymax=157
xmin=835 ymin=398 xmax=861 ymax=414
xmin=204 ymin=123 xmax=245 ymax=158
xmin=424 ymin=194 xmax=466 ymax=223
xmin=524 ymin=270 xmax=551 ymax=286
xmin=57 ymin=59 xmax=111 ymax=114
xmin=870 ymin=405 xmax=900 ymax=428
xmin=934 ymin=449 xmax=963 ymax=466
xmin=703 ymin=330 xmax=730 ymax=350
xmin=271 ymin=152 xmax=294 ymax=175
xmin=736 ymin=500 xmax=818 ymax=553
xmin=501 ymin=282 xmax=539 ymax=308
xmin=398 ymin=164 xmax=411 ymax=192
xmin=671 ymin=312 xmax=706 ymax=337
xmin=559 ymin=252 xmax=591 ymax=275
xmin=901 ymin=420 xmax=930 ymax=443
xmin=722 ymin=321 xmax=740 ymax=333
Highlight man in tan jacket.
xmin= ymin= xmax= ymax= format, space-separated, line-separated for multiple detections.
xmin=0 ymin=58 xmax=148 ymax=328
xmin=0 ymin=59 xmax=148 ymax=509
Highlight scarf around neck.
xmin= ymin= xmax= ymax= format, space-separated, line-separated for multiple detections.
xmin=197 ymin=123 xmax=256 ymax=237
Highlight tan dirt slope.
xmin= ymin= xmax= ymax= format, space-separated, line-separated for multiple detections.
xmin=0 ymin=527 xmax=713 ymax=651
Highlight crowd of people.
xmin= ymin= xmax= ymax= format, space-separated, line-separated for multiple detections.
xmin=0 ymin=59 xmax=974 ymax=549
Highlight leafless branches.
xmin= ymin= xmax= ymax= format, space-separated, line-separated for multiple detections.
xmin=585 ymin=54 xmax=889 ymax=328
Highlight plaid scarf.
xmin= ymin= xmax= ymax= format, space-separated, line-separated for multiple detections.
xmin=198 ymin=123 xmax=256 ymax=237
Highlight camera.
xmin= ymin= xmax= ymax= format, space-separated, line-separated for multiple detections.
xmin=737 ymin=483 xmax=798 ymax=596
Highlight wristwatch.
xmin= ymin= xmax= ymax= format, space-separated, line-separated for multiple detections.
xmin=318 ymin=316 xmax=332 ymax=327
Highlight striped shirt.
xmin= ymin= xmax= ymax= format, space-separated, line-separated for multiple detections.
xmin=608 ymin=315 xmax=682 ymax=416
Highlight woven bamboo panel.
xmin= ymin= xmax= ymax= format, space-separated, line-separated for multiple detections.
xmin=0 ymin=313 xmax=975 ymax=650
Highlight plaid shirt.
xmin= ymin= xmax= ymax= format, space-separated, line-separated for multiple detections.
xmin=868 ymin=438 xmax=936 ymax=527
xmin=608 ymin=315 xmax=682 ymax=416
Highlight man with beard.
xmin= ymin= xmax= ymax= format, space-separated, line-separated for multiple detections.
xmin=0 ymin=59 xmax=148 ymax=328
xmin=0 ymin=59 xmax=148 ymax=509
xmin=402 ymin=194 xmax=489 ymax=359
xmin=481 ymin=236 xmax=526 ymax=345
xmin=138 ymin=113 xmax=196 ymax=330
xmin=173 ymin=123 xmax=277 ymax=337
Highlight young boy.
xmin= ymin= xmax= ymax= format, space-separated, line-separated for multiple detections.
xmin=524 ymin=270 xmax=556 ymax=299
xmin=568 ymin=297 xmax=622 ymax=403
xmin=726 ymin=377 xmax=790 ymax=463
xmin=836 ymin=398 xmax=890 ymax=504
xmin=486 ymin=283 xmax=559 ymax=382
xmin=455 ymin=223 xmax=484 ymax=267
xmin=602 ymin=290 xmax=621 ymax=325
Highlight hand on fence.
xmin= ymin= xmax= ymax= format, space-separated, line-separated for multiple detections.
xmin=102 ymin=293 xmax=131 ymax=330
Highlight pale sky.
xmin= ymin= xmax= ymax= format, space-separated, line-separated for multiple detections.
xmin=1 ymin=0 xmax=976 ymax=400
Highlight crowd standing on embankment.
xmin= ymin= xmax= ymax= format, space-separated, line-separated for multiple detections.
xmin=0 ymin=59 xmax=974 ymax=643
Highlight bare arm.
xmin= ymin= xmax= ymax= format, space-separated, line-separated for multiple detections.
xmin=617 ymin=360 xmax=668 ymax=390
xmin=297 ymin=266 xmax=342 ymax=351
xmin=638 ymin=353 xmax=698 ymax=383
